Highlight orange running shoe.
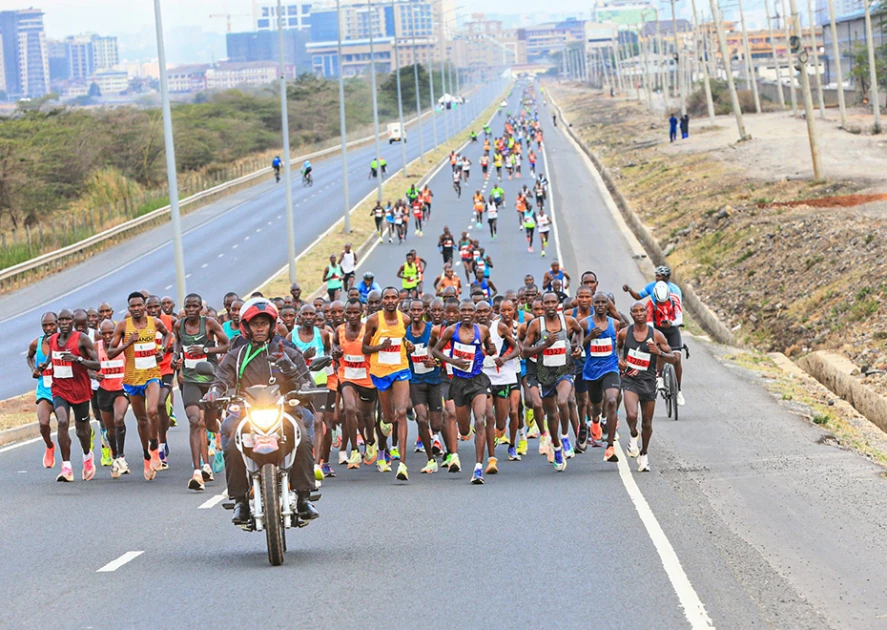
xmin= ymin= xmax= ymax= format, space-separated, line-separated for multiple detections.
xmin=604 ymin=445 xmax=619 ymax=463
xmin=144 ymin=459 xmax=157 ymax=481
xmin=149 ymin=448 xmax=162 ymax=472
xmin=43 ymin=444 xmax=55 ymax=469
xmin=590 ymin=421 xmax=603 ymax=443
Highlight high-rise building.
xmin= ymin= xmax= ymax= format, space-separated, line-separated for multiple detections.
xmin=65 ymin=36 xmax=93 ymax=79
xmin=91 ymin=35 xmax=119 ymax=70
xmin=253 ymin=2 xmax=312 ymax=31
xmin=0 ymin=9 xmax=50 ymax=98
xmin=46 ymin=38 xmax=68 ymax=81
xmin=226 ymin=28 xmax=310 ymax=71
xmin=0 ymin=34 xmax=5 ymax=93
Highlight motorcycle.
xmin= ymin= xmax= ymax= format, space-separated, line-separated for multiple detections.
xmin=196 ymin=357 xmax=332 ymax=566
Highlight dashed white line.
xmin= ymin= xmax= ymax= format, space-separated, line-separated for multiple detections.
xmin=185 ymin=273 xmax=192 ymax=279
xmin=198 ymin=490 xmax=228 ymax=510
xmin=97 ymin=551 xmax=144 ymax=573
xmin=201 ymin=263 xmax=208 ymax=269
xmin=256 ymin=228 xmax=262 ymax=233
xmin=244 ymin=236 xmax=250 ymax=241
xmin=217 ymin=253 xmax=224 ymax=258
xmin=232 ymin=244 xmax=238 ymax=249
xmin=164 ymin=284 xmax=172 ymax=290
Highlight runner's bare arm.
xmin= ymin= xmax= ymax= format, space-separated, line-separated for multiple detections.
xmin=27 ymin=338 xmax=39 ymax=375
xmin=206 ymin=318 xmax=229 ymax=355
xmin=106 ymin=320 xmax=132 ymax=359
xmin=651 ymin=330 xmax=678 ymax=364
xmin=361 ymin=314 xmax=387 ymax=355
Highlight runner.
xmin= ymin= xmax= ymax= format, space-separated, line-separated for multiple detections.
xmin=146 ymin=295 xmax=175 ymax=468
xmin=480 ymin=153 xmax=489 ymax=180
xmin=438 ymin=226 xmax=455 ymax=265
xmin=339 ymin=243 xmax=358 ymax=291
xmin=397 ymin=251 xmax=420 ymax=298
xmin=362 ymin=287 xmax=414 ymax=481
xmin=522 ymin=293 xmax=583 ymax=471
xmin=522 ymin=205 xmax=537 ymax=254
xmin=542 ymin=260 xmax=571 ymax=291
xmin=94 ymin=318 xmax=130 ymax=478
xmin=412 ymin=196 xmax=425 ymax=236
xmin=27 ymin=312 xmax=59 ymax=470
xmin=481 ymin=300 xmax=522 ymax=467
xmin=434 ymin=263 xmax=462 ymax=296
xmin=371 ymin=201 xmax=386 ymax=240
xmin=433 ymin=300 xmax=496 ymax=484
xmin=537 ymin=209 xmax=551 ymax=257
xmin=458 ymin=232 xmax=474 ymax=283
xmin=533 ymin=175 xmax=546 ymax=210
xmin=473 ymin=191 xmax=485 ymax=228
xmin=357 ymin=272 xmax=381 ymax=304
xmin=40 ymin=309 xmax=101 ymax=482
xmin=222 ymin=299 xmax=243 ymax=340
xmin=487 ymin=196 xmax=499 ymax=239
xmin=107 ymin=292 xmax=171 ymax=481
xmin=421 ymin=185 xmax=433 ymax=221
xmin=405 ymin=299 xmax=443 ymax=474
xmin=323 ymin=254 xmax=344 ymax=301
xmin=278 ymin=305 xmax=297 ymax=335
xmin=617 ymin=301 xmax=678 ymax=472
xmin=174 ymin=294 xmax=229 ymax=490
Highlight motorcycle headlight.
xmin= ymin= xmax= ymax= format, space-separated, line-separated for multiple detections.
xmin=249 ymin=408 xmax=282 ymax=433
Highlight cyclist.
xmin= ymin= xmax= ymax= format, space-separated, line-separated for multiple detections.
xmin=623 ymin=265 xmax=683 ymax=303
xmin=647 ymin=281 xmax=685 ymax=406
xmin=301 ymin=160 xmax=312 ymax=185
xmin=272 ymin=156 xmax=281 ymax=183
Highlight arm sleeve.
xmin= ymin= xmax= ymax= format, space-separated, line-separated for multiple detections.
xmin=283 ymin=346 xmax=312 ymax=388
xmin=637 ymin=281 xmax=654 ymax=299
xmin=671 ymin=298 xmax=684 ymax=327
xmin=213 ymin=351 xmax=238 ymax=392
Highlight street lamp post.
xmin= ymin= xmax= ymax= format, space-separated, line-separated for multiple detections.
xmin=275 ymin=0 xmax=297 ymax=281
xmin=335 ymin=0 xmax=350 ymax=233
xmin=368 ymin=0 xmax=384 ymax=201
xmin=153 ymin=0 xmax=187 ymax=304
xmin=409 ymin=4 xmax=425 ymax=163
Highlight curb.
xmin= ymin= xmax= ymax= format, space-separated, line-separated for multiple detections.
xmin=0 ymin=421 xmax=41 ymax=448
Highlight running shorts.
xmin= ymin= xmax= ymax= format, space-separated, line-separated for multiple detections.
xmin=182 ymin=382 xmax=211 ymax=409
xmin=409 ymin=381 xmax=443 ymax=413
xmin=370 ymin=369 xmax=411 ymax=392
xmin=97 ymin=389 xmax=128 ymax=413
xmin=123 ymin=378 xmax=161 ymax=399
xmin=621 ymin=376 xmax=657 ymax=402
xmin=491 ymin=383 xmax=518 ymax=399
xmin=339 ymin=382 xmax=377 ymax=404
xmin=52 ymin=396 xmax=91 ymax=422
xmin=448 ymin=373 xmax=491 ymax=407
xmin=540 ymin=374 xmax=575 ymax=399
xmin=657 ymin=326 xmax=682 ymax=351
xmin=586 ymin=372 xmax=621 ymax=405
xmin=160 ymin=373 xmax=174 ymax=388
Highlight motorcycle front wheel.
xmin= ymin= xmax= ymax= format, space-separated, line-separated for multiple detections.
xmin=261 ymin=463 xmax=285 ymax=566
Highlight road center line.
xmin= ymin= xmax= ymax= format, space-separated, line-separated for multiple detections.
xmin=542 ymin=96 xmax=713 ymax=630
xmin=198 ymin=490 xmax=228 ymax=510
xmin=97 ymin=551 xmax=144 ymax=573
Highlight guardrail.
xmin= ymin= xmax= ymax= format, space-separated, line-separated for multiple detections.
xmin=0 ymin=103 xmax=449 ymax=292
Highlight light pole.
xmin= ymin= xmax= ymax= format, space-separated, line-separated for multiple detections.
xmin=428 ymin=37 xmax=438 ymax=148
xmin=409 ymin=3 xmax=425 ymax=163
xmin=390 ymin=0 xmax=408 ymax=177
xmin=789 ymin=0 xmax=823 ymax=177
xmin=274 ymin=0 xmax=297 ymax=281
xmin=826 ymin=0 xmax=848 ymax=127
xmin=335 ymin=0 xmax=350 ymax=233
xmin=863 ymin=0 xmax=881 ymax=132
xmin=688 ymin=0 xmax=716 ymax=123
xmin=709 ymin=0 xmax=750 ymax=140
xmin=764 ymin=0 xmax=787 ymax=111
xmin=737 ymin=0 xmax=762 ymax=113
xmin=368 ymin=0 xmax=383 ymax=201
xmin=806 ymin=0 xmax=826 ymax=119
xmin=153 ymin=0 xmax=186 ymax=305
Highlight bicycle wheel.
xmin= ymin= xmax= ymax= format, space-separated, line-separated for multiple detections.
xmin=666 ymin=363 xmax=679 ymax=421
xmin=662 ymin=364 xmax=674 ymax=419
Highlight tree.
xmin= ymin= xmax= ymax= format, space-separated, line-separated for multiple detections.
xmin=88 ymin=83 xmax=102 ymax=98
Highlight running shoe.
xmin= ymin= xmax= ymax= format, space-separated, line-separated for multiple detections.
xmin=414 ymin=439 xmax=424 ymax=453
xmin=100 ymin=430 xmax=112 ymax=467
xmin=546 ymin=440 xmax=555 ymax=464
xmin=207 ymin=435 xmax=215 ymax=458
xmin=314 ymin=464 xmax=324 ymax=481
xmin=637 ymin=454 xmax=650 ymax=472
xmin=508 ymin=446 xmax=521 ymax=461
xmin=431 ymin=436 xmax=443 ymax=456
xmin=356 ymin=433 xmax=365 ymax=447
xmin=538 ymin=433 xmax=551 ymax=456
xmin=442 ymin=453 xmax=452 ymax=468
xmin=528 ymin=246 xmax=534 ymax=253
xmin=338 ymin=450 xmax=348 ymax=466
xmin=541 ymin=250 xmax=546 ymax=257
xmin=485 ymin=456 xmax=499 ymax=474
xmin=169 ymin=413 xmax=177 ymax=428
xmin=677 ymin=391 xmax=686 ymax=406
xmin=149 ymin=448 xmax=162 ymax=472
xmin=471 ymin=466 xmax=485 ymax=485
xmin=143 ymin=459 xmax=156 ymax=481
xmin=577 ymin=423 xmax=589 ymax=451
xmin=553 ymin=447 xmax=566 ymax=472
xmin=43 ymin=445 xmax=55 ymax=469
xmin=158 ymin=448 xmax=169 ymax=471
xmin=201 ymin=463 xmax=214 ymax=482
xmin=421 ymin=459 xmax=438 ymax=474
xmin=526 ymin=422 xmax=539 ymax=439
xmin=348 ymin=449 xmax=361 ymax=469
xmin=396 ymin=462 xmax=409 ymax=481
xmin=390 ymin=446 xmax=401 ymax=461
xmin=656 ymin=376 xmax=664 ymax=391
xmin=57 ymin=463 xmax=74 ymax=482
xmin=376 ymin=457 xmax=391 ymax=473
xmin=626 ymin=435 xmax=640 ymax=458
xmin=562 ymin=436 xmax=575 ymax=459
xmin=189 ymin=470 xmax=205 ymax=491
xmin=364 ymin=442 xmax=379 ymax=465
xmin=322 ymin=462 xmax=335 ymax=478
xmin=604 ymin=445 xmax=619 ymax=463
xmin=110 ymin=458 xmax=121 ymax=479
xmin=380 ymin=420 xmax=393 ymax=437
xmin=590 ymin=421 xmax=603 ymax=447
xmin=517 ymin=434 xmax=528 ymax=456
xmin=82 ymin=453 xmax=96 ymax=481
xmin=459 ymin=426 xmax=475 ymax=441
xmin=448 ymin=453 xmax=461 ymax=473
xmin=332 ymin=427 xmax=342 ymax=449
xmin=117 ymin=457 xmax=130 ymax=475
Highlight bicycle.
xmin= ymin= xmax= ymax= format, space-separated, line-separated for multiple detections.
xmin=302 ymin=171 xmax=313 ymax=187
xmin=273 ymin=168 xmax=280 ymax=183
xmin=659 ymin=344 xmax=690 ymax=421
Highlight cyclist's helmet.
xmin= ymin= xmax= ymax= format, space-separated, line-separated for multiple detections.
xmin=239 ymin=298 xmax=279 ymax=338
xmin=363 ymin=272 xmax=375 ymax=280
xmin=652 ymin=281 xmax=671 ymax=304
xmin=655 ymin=265 xmax=671 ymax=279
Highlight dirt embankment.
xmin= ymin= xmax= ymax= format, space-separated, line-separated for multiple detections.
xmin=552 ymin=86 xmax=887 ymax=396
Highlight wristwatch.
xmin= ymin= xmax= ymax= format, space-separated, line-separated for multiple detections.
xmin=77 ymin=356 xmax=84 ymax=363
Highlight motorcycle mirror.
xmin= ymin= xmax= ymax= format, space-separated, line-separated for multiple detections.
xmin=309 ymin=356 xmax=333 ymax=372
xmin=194 ymin=361 xmax=216 ymax=377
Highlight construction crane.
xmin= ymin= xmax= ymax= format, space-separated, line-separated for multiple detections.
xmin=209 ymin=13 xmax=251 ymax=33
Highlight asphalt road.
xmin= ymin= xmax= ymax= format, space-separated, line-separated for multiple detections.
xmin=3 ymin=82 xmax=887 ymax=629
xmin=0 ymin=76 xmax=507 ymax=400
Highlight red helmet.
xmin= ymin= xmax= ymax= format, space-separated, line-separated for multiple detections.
xmin=239 ymin=298 xmax=279 ymax=338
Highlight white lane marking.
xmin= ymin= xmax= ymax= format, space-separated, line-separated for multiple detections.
xmin=543 ymin=92 xmax=713 ymax=630
xmin=185 ymin=273 xmax=192 ymax=279
xmin=217 ymin=253 xmax=224 ymax=259
xmin=256 ymin=228 xmax=262 ymax=233
xmin=201 ymin=263 xmax=208 ymax=269
xmin=19 ymin=350 xmax=27 ymax=355
xmin=164 ymin=284 xmax=172 ymax=290
xmin=198 ymin=490 xmax=228 ymax=510
xmin=267 ymin=221 xmax=273 ymax=226
xmin=244 ymin=236 xmax=250 ymax=241
xmin=232 ymin=244 xmax=238 ymax=249
xmin=277 ymin=215 xmax=282 ymax=219
xmin=97 ymin=551 xmax=144 ymax=573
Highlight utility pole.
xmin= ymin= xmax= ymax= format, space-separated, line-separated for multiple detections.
xmin=669 ymin=0 xmax=685 ymax=115
xmin=335 ymin=0 xmax=350 ymax=233
xmin=391 ymin=2 xmax=408 ymax=178
xmin=690 ymin=0 xmax=716 ymax=122
xmin=368 ymin=0 xmax=383 ymax=202
xmin=153 ymin=0 xmax=187 ymax=304
xmin=428 ymin=37 xmax=438 ymax=147
xmin=275 ymin=0 xmax=297 ymax=281
xmin=738 ymin=0 xmax=762 ymax=113
xmin=709 ymin=0 xmax=750 ymax=140
xmin=863 ymin=0 xmax=881 ymax=133
xmin=826 ymin=0 xmax=848 ymax=127
xmin=640 ymin=22 xmax=653 ymax=107
xmin=806 ymin=0 xmax=827 ymax=119
xmin=789 ymin=0 xmax=823 ymax=178
xmin=782 ymin=0 xmax=800 ymax=116
xmin=764 ymin=0 xmax=787 ymax=110
xmin=656 ymin=15 xmax=667 ymax=99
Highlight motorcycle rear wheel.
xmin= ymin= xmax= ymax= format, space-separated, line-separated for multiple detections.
xmin=261 ymin=463 xmax=285 ymax=566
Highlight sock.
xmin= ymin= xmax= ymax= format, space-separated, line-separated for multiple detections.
xmin=83 ymin=451 xmax=92 ymax=462
xmin=474 ymin=463 xmax=482 ymax=470
xmin=554 ymin=445 xmax=563 ymax=452
xmin=62 ymin=460 xmax=71 ymax=468
xmin=149 ymin=439 xmax=158 ymax=452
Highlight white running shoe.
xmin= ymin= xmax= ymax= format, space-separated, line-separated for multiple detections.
xmin=637 ymin=454 xmax=650 ymax=472
xmin=338 ymin=450 xmax=348 ymax=465
xmin=677 ymin=391 xmax=686 ymax=406
xmin=627 ymin=435 xmax=640 ymax=458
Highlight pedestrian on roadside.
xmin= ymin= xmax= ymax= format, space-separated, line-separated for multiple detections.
xmin=669 ymin=114 xmax=678 ymax=143
xmin=680 ymin=114 xmax=689 ymax=140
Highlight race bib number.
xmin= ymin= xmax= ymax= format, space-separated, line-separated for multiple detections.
xmin=588 ymin=338 xmax=614 ymax=358
xmin=626 ymin=347 xmax=652 ymax=371
xmin=542 ymin=340 xmax=567 ymax=367
xmin=184 ymin=349 xmax=207 ymax=370
xmin=101 ymin=359 xmax=125 ymax=380
xmin=343 ymin=354 xmax=368 ymax=380
xmin=134 ymin=342 xmax=157 ymax=370
xmin=378 ymin=337 xmax=402 ymax=365
xmin=42 ymin=367 xmax=53 ymax=388
xmin=410 ymin=344 xmax=433 ymax=375
xmin=452 ymin=341 xmax=476 ymax=367
xmin=52 ymin=351 xmax=73 ymax=379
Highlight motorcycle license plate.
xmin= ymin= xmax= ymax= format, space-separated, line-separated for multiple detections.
xmin=253 ymin=435 xmax=279 ymax=455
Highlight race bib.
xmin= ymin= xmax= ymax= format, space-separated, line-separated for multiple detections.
xmin=452 ymin=341 xmax=476 ymax=367
xmin=343 ymin=354 xmax=367 ymax=380
xmin=41 ymin=367 xmax=53 ymax=388
xmin=52 ymin=351 xmax=73 ymax=379
xmin=184 ymin=349 xmax=207 ymax=370
xmin=589 ymin=338 xmax=614 ymax=358
xmin=626 ymin=347 xmax=652 ymax=371
xmin=101 ymin=359 xmax=125 ymax=380
xmin=378 ymin=337 xmax=402 ymax=365
xmin=134 ymin=342 xmax=157 ymax=370
xmin=410 ymin=344 xmax=433 ymax=375
xmin=542 ymin=340 xmax=567 ymax=367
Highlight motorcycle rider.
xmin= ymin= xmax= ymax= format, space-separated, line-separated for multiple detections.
xmin=203 ymin=299 xmax=319 ymax=525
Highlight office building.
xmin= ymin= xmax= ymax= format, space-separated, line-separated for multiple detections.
xmin=822 ymin=8 xmax=884 ymax=85
xmin=521 ymin=18 xmax=587 ymax=61
xmin=455 ymin=14 xmax=527 ymax=68
xmin=0 ymin=8 xmax=50 ymax=98
xmin=226 ymin=28 xmax=310 ymax=71
xmin=92 ymin=69 xmax=128 ymax=94
xmin=65 ymin=36 xmax=93 ymax=79
xmin=91 ymin=35 xmax=119 ymax=70
xmin=253 ymin=2 xmax=312 ymax=31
